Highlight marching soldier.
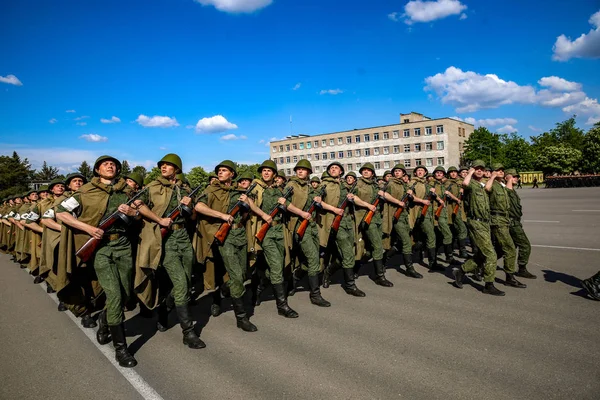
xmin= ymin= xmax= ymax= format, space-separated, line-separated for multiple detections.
xmin=310 ymin=176 xmax=321 ymax=189
xmin=409 ymin=165 xmax=440 ymax=271
xmin=345 ymin=171 xmax=357 ymax=186
xmin=446 ymin=166 xmax=469 ymax=258
xmin=431 ymin=166 xmax=455 ymax=266
xmin=38 ymin=178 xmax=66 ymax=292
xmin=25 ymin=186 xmax=49 ymax=282
xmin=275 ymin=170 xmax=287 ymax=188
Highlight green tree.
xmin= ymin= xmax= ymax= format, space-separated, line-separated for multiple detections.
xmin=462 ymin=127 xmax=504 ymax=166
xmin=581 ymin=125 xmax=600 ymax=172
xmin=77 ymin=160 xmax=93 ymax=181
xmin=187 ymin=166 xmax=209 ymax=189
xmin=145 ymin=166 xmax=161 ymax=183
xmin=0 ymin=151 xmax=34 ymax=198
xmin=132 ymin=165 xmax=147 ymax=180
xmin=502 ymin=133 xmax=534 ymax=172
xmin=33 ymin=161 xmax=60 ymax=181
xmin=235 ymin=163 xmax=260 ymax=179
xmin=121 ymin=160 xmax=131 ymax=176
xmin=534 ymin=145 xmax=582 ymax=174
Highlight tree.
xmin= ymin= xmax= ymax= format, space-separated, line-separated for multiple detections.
xmin=132 ymin=165 xmax=147 ymax=180
xmin=187 ymin=166 xmax=209 ymax=189
xmin=121 ymin=160 xmax=131 ymax=176
xmin=502 ymin=133 xmax=534 ymax=172
xmin=462 ymin=127 xmax=504 ymax=166
xmin=145 ymin=166 xmax=161 ymax=183
xmin=78 ymin=161 xmax=93 ymax=181
xmin=33 ymin=161 xmax=59 ymax=181
xmin=0 ymin=151 xmax=34 ymax=198
xmin=534 ymin=145 xmax=582 ymax=175
xmin=235 ymin=163 xmax=260 ymax=179
xmin=581 ymin=125 xmax=600 ymax=173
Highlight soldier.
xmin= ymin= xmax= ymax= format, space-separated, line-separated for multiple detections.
xmin=208 ymin=174 xmax=219 ymax=186
xmin=25 ymin=186 xmax=49 ymax=282
xmin=345 ymin=171 xmax=357 ymax=186
xmin=505 ymin=169 xmax=536 ymax=279
xmin=15 ymin=192 xmax=33 ymax=268
xmin=431 ymin=166 xmax=455 ymax=266
xmin=486 ymin=164 xmax=526 ymax=289
xmin=383 ymin=170 xmax=392 ymax=182
xmin=310 ymin=176 xmax=321 ymax=189
xmin=275 ymin=170 xmax=287 ymax=188
xmin=56 ymin=155 xmax=139 ymax=367
xmin=452 ymin=160 xmax=505 ymax=296
xmin=446 ymin=166 xmax=469 ymax=258
xmin=409 ymin=165 xmax=440 ymax=271
xmin=354 ymin=163 xmax=394 ymax=287
xmin=483 ymin=167 xmax=492 ymax=183
xmin=581 ymin=271 xmax=600 ymax=301
xmin=124 ymin=172 xmax=144 ymax=191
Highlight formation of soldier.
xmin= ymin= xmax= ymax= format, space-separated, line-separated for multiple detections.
xmin=0 ymin=155 xmax=540 ymax=368
xmin=544 ymin=174 xmax=600 ymax=188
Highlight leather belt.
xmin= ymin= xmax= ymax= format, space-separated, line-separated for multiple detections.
xmin=104 ymin=233 xmax=123 ymax=241
xmin=171 ymin=223 xmax=186 ymax=231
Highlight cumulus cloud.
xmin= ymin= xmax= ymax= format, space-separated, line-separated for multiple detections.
xmin=528 ymin=125 xmax=542 ymax=132
xmin=195 ymin=115 xmax=238 ymax=134
xmin=0 ymin=74 xmax=22 ymax=86
xmin=563 ymin=97 xmax=600 ymax=124
xmin=401 ymin=0 xmax=467 ymax=25
xmin=80 ymin=134 xmax=108 ymax=142
xmin=292 ymin=83 xmax=301 ymax=90
xmin=388 ymin=12 xmax=400 ymax=22
xmin=319 ymin=89 xmax=343 ymax=95
xmin=66 ymin=110 xmax=76 ymax=113
xmin=552 ymin=10 xmax=600 ymax=61
xmin=220 ymin=134 xmax=247 ymax=141
xmin=496 ymin=125 xmax=518 ymax=134
xmin=194 ymin=0 xmax=272 ymax=13
xmin=49 ymin=118 xmax=57 ymax=124
xmin=100 ymin=116 xmax=121 ymax=124
xmin=76 ymin=122 xmax=87 ymax=126
xmin=453 ymin=116 xmax=518 ymax=128
xmin=136 ymin=114 xmax=179 ymax=128
xmin=587 ymin=116 xmax=600 ymax=125
xmin=538 ymin=76 xmax=582 ymax=92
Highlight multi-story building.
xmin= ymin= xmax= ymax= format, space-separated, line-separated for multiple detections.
xmin=269 ymin=112 xmax=473 ymax=177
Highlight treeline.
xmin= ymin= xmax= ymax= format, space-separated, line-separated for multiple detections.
xmin=462 ymin=117 xmax=600 ymax=174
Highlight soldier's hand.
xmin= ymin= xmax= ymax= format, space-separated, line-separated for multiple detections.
xmin=346 ymin=193 xmax=355 ymax=201
xmin=278 ymin=197 xmax=286 ymax=205
xmin=302 ymin=211 xmax=312 ymax=220
xmin=313 ymin=196 xmax=322 ymax=204
xmin=377 ymin=190 xmax=385 ymax=198
xmin=158 ymin=218 xmax=172 ymax=228
xmin=89 ymin=227 xmax=103 ymax=240
xmin=239 ymin=194 xmax=248 ymax=203
xmin=444 ymin=190 xmax=451 ymax=196
xmin=468 ymin=167 xmax=475 ymax=173
xmin=491 ymin=171 xmax=498 ymax=177
xmin=438 ymin=199 xmax=445 ymax=206
xmin=133 ymin=199 xmax=143 ymax=208
xmin=180 ymin=196 xmax=192 ymax=206
xmin=369 ymin=204 xmax=376 ymax=212
xmin=430 ymin=187 xmax=436 ymax=193
xmin=423 ymin=199 xmax=430 ymax=206
xmin=398 ymin=201 xmax=405 ymax=208
xmin=407 ymin=189 xmax=413 ymax=195
xmin=263 ymin=214 xmax=273 ymax=225
xmin=222 ymin=214 xmax=234 ymax=225
xmin=118 ymin=204 xmax=135 ymax=216
xmin=334 ymin=207 xmax=344 ymax=216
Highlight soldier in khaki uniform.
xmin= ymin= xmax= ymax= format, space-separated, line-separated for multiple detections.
xmin=446 ymin=166 xmax=469 ymax=258
xmin=409 ymin=165 xmax=440 ymax=271
xmin=310 ymin=176 xmax=321 ymax=190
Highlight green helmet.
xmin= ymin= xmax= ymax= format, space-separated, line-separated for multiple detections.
xmin=38 ymin=185 xmax=49 ymax=193
xmin=65 ymin=172 xmax=87 ymax=186
xmin=447 ymin=166 xmax=458 ymax=173
xmin=505 ymin=168 xmax=517 ymax=176
xmin=492 ymin=163 xmax=504 ymax=171
xmin=345 ymin=171 xmax=357 ymax=179
xmin=93 ymin=155 xmax=122 ymax=176
xmin=458 ymin=165 xmax=468 ymax=172
xmin=277 ymin=170 xmax=287 ymax=180
xmin=236 ymin=171 xmax=255 ymax=182
xmin=158 ymin=153 xmax=183 ymax=172
xmin=125 ymin=172 xmax=144 ymax=188
xmin=294 ymin=159 xmax=313 ymax=173
xmin=48 ymin=178 xmax=65 ymax=191
xmin=472 ymin=159 xmax=486 ymax=168
xmin=359 ymin=162 xmax=375 ymax=175
xmin=413 ymin=164 xmax=428 ymax=175
xmin=321 ymin=171 xmax=329 ymax=179
xmin=215 ymin=160 xmax=237 ymax=178
xmin=433 ymin=166 xmax=446 ymax=174
xmin=258 ymin=160 xmax=277 ymax=173
xmin=391 ymin=164 xmax=406 ymax=174
xmin=310 ymin=176 xmax=321 ymax=183
xmin=208 ymin=174 xmax=218 ymax=181
xmin=384 ymin=170 xmax=392 ymax=177
xmin=326 ymin=161 xmax=345 ymax=176
xmin=26 ymin=189 xmax=36 ymax=196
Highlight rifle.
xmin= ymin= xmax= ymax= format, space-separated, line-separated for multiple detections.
xmin=213 ymin=182 xmax=257 ymax=246
xmin=255 ymin=186 xmax=293 ymax=242
xmin=453 ymin=191 xmax=463 ymax=215
xmin=160 ymin=184 xmax=204 ymax=239
xmin=361 ymin=181 xmax=390 ymax=228
xmin=420 ymin=191 xmax=436 ymax=217
xmin=393 ymin=191 xmax=412 ymax=222
xmin=331 ymin=181 xmax=357 ymax=233
xmin=76 ymin=188 xmax=148 ymax=262
xmin=296 ymin=186 xmax=326 ymax=240
xmin=434 ymin=193 xmax=448 ymax=220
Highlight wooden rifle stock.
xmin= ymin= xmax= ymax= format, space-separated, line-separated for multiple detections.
xmin=213 ymin=182 xmax=257 ymax=246
xmin=296 ymin=186 xmax=326 ymax=240
xmin=160 ymin=184 xmax=204 ymax=238
xmin=393 ymin=192 xmax=411 ymax=221
xmin=76 ymin=188 xmax=148 ymax=262
xmin=331 ymin=181 xmax=357 ymax=233
xmin=453 ymin=192 xmax=463 ymax=215
xmin=434 ymin=193 xmax=447 ymax=220
xmin=255 ymin=187 xmax=293 ymax=242
xmin=420 ymin=191 xmax=436 ymax=217
xmin=361 ymin=181 xmax=390 ymax=227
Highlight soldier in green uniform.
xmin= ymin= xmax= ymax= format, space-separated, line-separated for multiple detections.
xmin=505 ymin=169 xmax=536 ymax=279
xmin=310 ymin=176 xmax=321 ymax=190
xmin=452 ymin=161 xmax=505 ymax=296
xmin=25 ymin=186 xmax=49 ymax=281
xmin=485 ymin=164 xmax=526 ymax=288
xmin=409 ymin=165 xmax=440 ymax=271
xmin=445 ymin=166 xmax=469 ymax=258
xmin=275 ymin=170 xmax=287 ymax=188
xmin=431 ymin=167 xmax=455 ymax=266
xmin=37 ymin=178 xmax=66 ymax=291
xmin=319 ymin=161 xmax=367 ymax=296
xmin=15 ymin=192 xmax=33 ymax=268
xmin=134 ymin=154 xmax=205 ymax=348
xmin=345 ymin=171 xmax=357 ymax=186
xmin=56 ymin=155 xmax=139 ymax=367
xmin=581 ymin=271 xmax=600 ymax=301
xmin=283 ymin=159 xmax=332 ymax=306
xmin=124 ymin=172 xmax=143 ymax=191
xmin=383 ymin=170 xmax=392 ymax=182
xmin=354 ymin=163 xmax=394 ymax=287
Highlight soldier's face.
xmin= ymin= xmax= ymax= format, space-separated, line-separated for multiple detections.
xmin=385 ymin=174 xmax=392 ymax=182
xmin=40 ymin=192 xmax=48 ymax=199
xmin=394 ymin=169 xmax=404 ymax=179
xmin=434 ymin=171 xmax=444 ymax=180
xmin=415 ymin=168 xmax=426 ymax=178
xmin=29 ymin=193 xmax=39 ymax=201
xmin=160 ymin=163 xmax=177 ymax=178
xmin=460 ymin=170 xmax=467 ymax=178
xmin=218 ymin=167 xmax=233 ymax=182
xmin=261 ymin=168 xmax=275 ymax=182
xmin=97 ymin=161 xmax=118 ymax=179
xmin=474 ymin=167 xmax=484 ymax=178
xmin=295 ymin=168 xmax=309 ymax=179
xmin=361 ymin=169 xmax=373 ymax=179
xmin=126 ymin=179 xmax=139 ymax=190
xmin=238 ymin=179 xmax=251 ymax=189
xmin=345 ymin=176 xmax=356 ymax=185
xmin=52 ymin=184 xmax=65 ymax=196
xmin=484 ymin=170 xmax=491 ymax=178
xmin=70 ymin=178 xmax=84 ymax=191
xmin=449 ymin=171 xmax=458 ymax=179
xmin=402 ymin=175 xmax=409 ymax=183
xmin=275 ymin=176 xmax=284 ymax=186
xmin=495 ymin=169 xmax=505 ymax=179
xmin=15 ymin=198 xmax=22 ymax=204
xmin=311 ymin=181 xmax=319 ymax=189
xmin=328 ymin=165 xmax=341 ymax=178
xmin=210 ymin=177 xmax=218 ymax=184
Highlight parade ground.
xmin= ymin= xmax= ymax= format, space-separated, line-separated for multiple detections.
xmin=1 ymin=187 xmax=599 ymax=400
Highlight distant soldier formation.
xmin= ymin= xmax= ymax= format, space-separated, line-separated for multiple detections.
xmin=544 ymin=173 xmax=600 ymax=188
xmin=5 ymin=153 xmax=587 ymax=369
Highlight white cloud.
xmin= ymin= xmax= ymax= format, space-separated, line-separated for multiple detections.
xmin=453 ymin=116 xmax=518 ymax=127
xmin=319 ymin=89 xmax=343 ymax=95
xmin=388 ymin=12 xmax=399 ymax=22
xmin=496 ymin=125 xmax=517 ymax=134
xmin=159 ymin=146 xmax=168 ymax=150
xmin=220 ymin=134 xmax=247 ymax=141
xmin=459 ymin=13 xmax=467 ymax=20
xmin=528 ymin=125 xmax=542 ymax=132
xmin=0 ymin=145 xmax=100 ymax=172
xmin=195 ymin=115 xmax=238 ymax=133
xmin=49 ymin=118 xmax=57 ymax=124
xmin=76 ymin=122 xmax=87 ymax=126
xmin=586 ymin=116 xmax=600 ymax=125
xmin=194 ymin=0 xmax=272 ymax=13
xmin=402 ymin=0 xmax=467 ymax=25
xmin=292 ymin=82 xmax=301 ymax=90
xmin=562 ymin=97 xmax=600 ymax=124
xmin=80 ymin=134 xmax=108 ymax=142
xmin=538 ymin=76 xmax=582 ymax=92
xmin=66 ymin=110 xmax=76 ymax=113
xmin=100 ymin=116 xmax=121 ymax=124
xmin=552 ymin=10 xmax=600 ymax=61
xmin=0 ymin=74 xmax=22 ymax=86
xmin=74 ymin=115 xmax=90 ymax=121
xmin=136 ymin=114 xmax=179 ymax=128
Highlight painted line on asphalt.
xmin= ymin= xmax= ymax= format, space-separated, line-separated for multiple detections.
xmin=571 ymin=210 xmax=600 ymax=212
xmin=30 ymin=272 xmax=164 ymax=400
xmin=524 ymin=220 xmax=560 ymax=223
xmin=532 ymin=244 xmax=600 ymax=252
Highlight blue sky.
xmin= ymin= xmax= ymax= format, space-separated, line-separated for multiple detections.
xmin=1 ymin=0 xmax=599 ymax=172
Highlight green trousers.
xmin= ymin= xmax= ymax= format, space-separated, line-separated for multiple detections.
xmin=509 ymin=220 xmax=531 ymax=268
xmin=298 ymin=222 xmax=321 ymax=276
xmin=362 ymin=220 xmax=384 ymax=261
xmin=414 ymin=216 xmax=436 ymax=249
xmin=491 ymin=224 xmax=517 ymax=274
xmin=392 ymin=216 xmax=412 ymax=254
xmin=462 ymin=220 xmax=497 ymax=283
xmin=452 ymin=212 xmax=468 ymax=241
xmin=94 ymin=236 xmax=133 ymax=326
xmin=219 ymin=229 xmax=248 ymax=298
xmin=161 ymin=229 xmax=194 ymax=306
xmin=261 ymin=224 xmax=285 ymax=284
xmin=335 ymin=217 xmax=355 ymax=270
xmin=436 ymin=215 xmax=453 ymax=245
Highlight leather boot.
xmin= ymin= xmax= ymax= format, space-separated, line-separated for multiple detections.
xmin=156 ymin=302 xmax=170 ymax=332
xmin=288 ymin=268 xmax=304 ymax=297
xmin=373 ymin=259 xmax=393 ymax=287
xmin=505 ymin=273 xmax=527 ymax=288
xmin=273 ymin=283 xmax=299 ymax=318
xmin=581 ymin=272 xmax=600 ymax=301
xmin=444 ymin=244 xmax=458 ymax=265
xmin=57 ymin=301 xmax=67 ymax=312
xmin=353 ymin=262 xmax=361 ymax=280
xmin=342 ymin=268 xmax=366 ymax=297
xmin=308 ymin=275 xmax=331 ymax=307
xmin=483 ymin=282 xmax=505 ymax=296
xmin=452 ymin=267 xmax=465 ymax=289
xmin=470 ymin=269 xmax=483 ymax=282
xmin=427 ymin=248 xmax=443 ymax=271
xmin=46 ymin=283 xmax=55 ymax=293
xmin=403 ymin=254 xmax=423 ymax=279
xmin=109 ymin=324 xmax=137 ymax=368
xmin=81 ymin=314 xmax=97 ymax=328
xmin=458 ymin=239 xmax=469 ymax=258
xmin=33 ymin=275 xmax=44 ymax=284
xmin=515 ymin=266 xmax=537 ymax=279
xmin=96 ymin=309 xmax=111 ymax=345
xmin=210 ymin=290 xmax=222 ymax=317
xmin=231 ymin=297 xmax=257 ymax=332
xmin=322 ymin=262 xmax=338 ymax=289
xmin=254 ymin=278 xmax=265 ymax=306
xmin=176 ymin=305 xmax=206 ymax=349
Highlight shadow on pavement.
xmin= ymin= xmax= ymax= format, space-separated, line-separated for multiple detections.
xmin=542 ymin=269 xmax=582 ymax=288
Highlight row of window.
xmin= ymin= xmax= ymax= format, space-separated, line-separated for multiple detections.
xmin=273 ymin=125 xmax=445 ymax=152
xmin=276 ymin=141 xmax=445 ymax=164
xmin=282 ymin=157 xmax=445 ymax=176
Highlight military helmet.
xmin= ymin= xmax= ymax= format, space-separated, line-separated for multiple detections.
xmin=158 ymin=153 xmax=183 ymax=172
xmin=505 ymin=168 xmax=518 ymax=177
xmin=433 ymin=166 xmax=446 ymax=174
xmin=26 ymin=189 xmax=36 ymax=196
xmin=384 ymin=170 xmax=392 ymax=177
xmin=359 ymin=162 xmax=375 ymax=175
xmin=65 ymin=172 xmax=87 ymax=186
xmin=236 ymin=171 xmax=255 ymax=182
xmin=326 ymin=161 xmax=345 ymax=176
xmin=214 ymin=160 xmax=237 ymax=178
xmin=310 ymin=176 xmax=321 ymax=183
xmin=413 ymin=164 xmax=428 ymax=174
xmin=258 ymin=160 xmax=277 ymax=173
xmin=472 ymin=159 xmax=486 ymax=168
xmin=447 ymin=166 xmax=458 ymax=173
xmin=125 ymin=172 xmax=144 ymax=188
xmin=492 ymin=163 xmax=505 ymax=171
xmin=294 ymin=159 xmax=313 ymax=173
xmin=345 ymin=171 xmax=357 ymax=179
xmin=208 ymin=174 xmax=218 ymax=182
xmin=38 ymin=185 xmax=49 ymax=193
xmin=93 ymin=155 xmax=122 ymax=176
xmin=458 ymin=165 xmax=468 ymax=172
xmin=484 ymin=166 xmax=492 ymax=172
xmin=277 ymin=169 xmax=287 ymax=180
xmin=48 ymin=178 xmax=65 ymax=191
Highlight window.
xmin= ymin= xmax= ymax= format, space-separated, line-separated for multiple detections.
xmin=338 ymin=151 xmax=344 ymax=159
xmin=347 ymin=163 xmax=352 ymax=171
xmin=355 ymin=135 xmax=361 ymax=143
xmin=374 ymin=132 xmax=379 ymax=141
xmin=426 ymin=158 xmax=433 ymax=167
xmin=299 ymin=142 xmax=304 ymax=150
xmin=286 ymin=144 xmax=290 ymax=151
xmin=364 ymin=148 xmax=371 ymax=156
xmin=347 ymin=150 xmax=352 ymax=158
xmin=393 ymin=145 xmax=400 ymax=154
xmin=404 ymin=144 xmax=411 ymax=152
xmin=315 ymin=166 xmax=320 ymax=172
xmin=414 ymin=128 xmax=421 ymax=136
xmin=346 ymin=136 xmax=352 ymax=144
xmin=437 ymin=157 xmax=445 ymax=166
xmin=338 ymin=137 xmax=343 ymax=145
xmin=287 ymin=168 xmax=291 ymax=175
xmin=437 ymin=141 xmax=444 ymax=150
xmin=279 ymin=145 xmax=283 ymax=152
xmin=293 ymin=156 xmax=298 ymax=163
xmin=374 ymin=147 xmax=380 ymax=155
xmin=355 ymin=163 xmax=361 ymax=170
xmin=322 ymin=139 xmax=327 ymax=146
xmin=393 ymin=130 xmax=399 ymax=138
xmin=414 ymin=143 xmax=421 ymax=151
xmin=330 ymin=152 xmax=335 ymax=159
xmin=315 ymin=153 xmax=320 ymax=160
xmin=374 ymin=162 xmax=381 ymax=169
xmin=272 ymin=146 xmax=277 ymax=152
xmin=322 ymin=152 xmax=328 ymax=160
xmin=415 ymin=158 xmax=422 ymax=166
xmin=364 ymin=134 xmax=370 ymax=142
xmin=384 ymin=161 xmax=390 ymax=168
xmin=436 ymin=125 xmax=444 ymax=134
xmin=404 ymin=159 xmax=411 ymax=168
xmin=292 ymin=143 xmax=297 ymax=150
xmin=459 ymin=142 xmax=464 ymax=151
xmin=425 ymin=126 xmax=432 ymax=136
xmin=314 ymin=140 xmax=319 ymax=148
xmin=306 ymin=142 xmax=311 ymax=149
xmin=383 ymin=132 xmax=389 ymax=140
xmin=330 ymin=139 xmax=334 ymax=146
xmin=307 ymin=154 xmax=312 ymax=160
xmin=355 ymin=149 xmax=361 ymax=156
xmin=403 ymin=129 xmax=410 ymax=138
xmin=383 ymin=146 xmax=389 ymax=155
xmin=426 ymin=142 xmax=432 ymax=151
xmin=286 ymin=156 xmax=291 ymax=163
xmin=300 ymin=155 xmax=304 ymax=160
xmin=403 ymin=118 xmax=409 ymax=123
xmin=279 ymin=157 xmax=283 ymax=164
xmin=394 ymin=160 xmax=400 ymax=165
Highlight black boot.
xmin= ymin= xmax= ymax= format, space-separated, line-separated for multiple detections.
xmin=210 ymin=290 xmax=222 ymax=317
xmin=273 ymin=283 xmax=299 ymax=318
xmin=231 ymin=297 xmax=258 ymax=332
xmin=483 ymin=282 xmax=505 ymax=296
xmin=452 ymin=267 xmax=465 ymax=289
xmin=96 ymin=310 xmax=111 ymax=345
xmin=373 ymin=259 xmax=393 ymax=287
xmin=109 ymin=324 xmax=137 ymax=368
xmin=581 ymin=272 xmax=600 ymax=301
xmin=46 ymin=283 xmax=55 ymax=293
xmin=515 ymin=266 xmax=537 ymax=279
xmin=505 ymin=273 xmax=527 ymax=288
xmin=33 ymin=275 xmax=44 ymax=284
xmin=403 ymin=254 xmax=423 ymax=279
xmin=342 ymin=268 xmax=366 ymax=297
xmin=81 ymin=314 xmax=97 ymax=328
xmin=470 ymin=269 xmax=483 ymax=282
xmin=57 ymin=301 xmax=67 ymax=312
xmin=156 ymin=302 xmax=170 ymax=332
xmin=254 ymin=279 xmax=266 ymax=306
xmin=322 ymin=263 xmax=336 ymax=289
xmin=458 ymin=239 xmax=469 ymax=258
xmin=444 ymin=244 xmax=458 ymax=265
xmin=428 ymin=248 xmax=443 ymax=271
xmin=308 ymin=275 xmax=331 ymax=307
xmin=176 ymin=305 xmax=206 ymax=349
xmin=288 ymin=268 xmax=304 ymax=297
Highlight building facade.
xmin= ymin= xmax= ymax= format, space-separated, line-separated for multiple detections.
xmin=269 ymin=112 xmax=473 ymax=177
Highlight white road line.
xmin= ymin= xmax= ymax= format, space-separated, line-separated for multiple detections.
xmin=524 ymin=220 xmax=560 ymax=223
xmin=32 ymin=274 xmax=164 ymax=400
xmin=571 ymin=210 xmax=600 ymax=212
xmin=532 ymin=244 xmax=600 ymax=252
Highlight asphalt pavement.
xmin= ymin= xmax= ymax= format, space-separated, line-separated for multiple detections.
xmin=1 ymin=187 xmax=599 ymax=400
